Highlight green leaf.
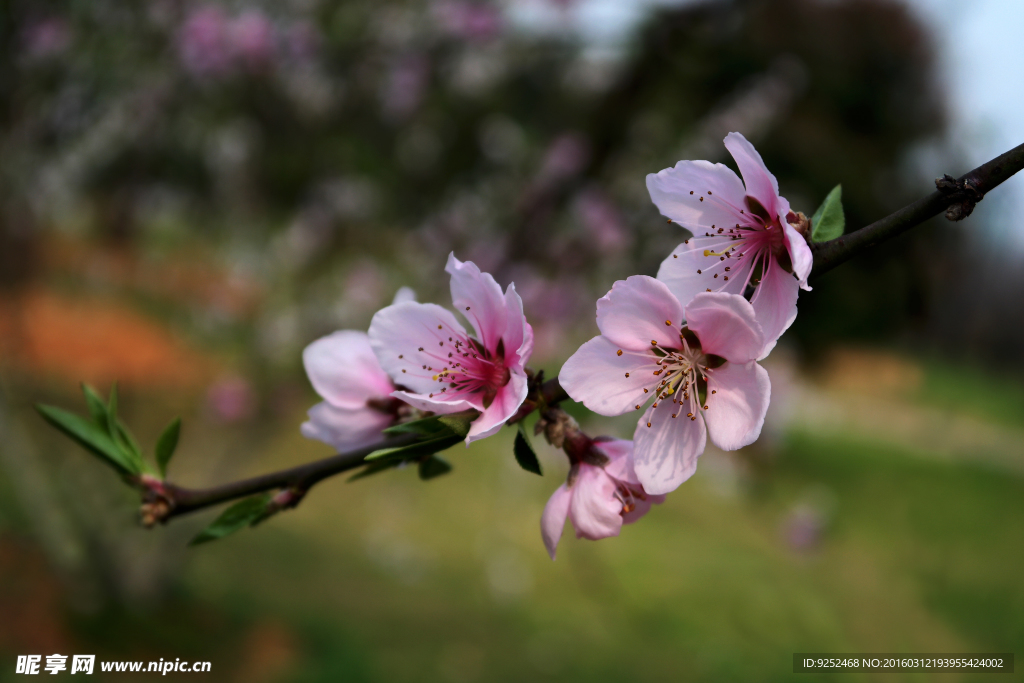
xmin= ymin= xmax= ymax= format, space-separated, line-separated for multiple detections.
xmin=365 ymin=433 xmax=463 ymax=463
xmin=810 ymin=184 xmax=845 ymax=243
xmin=383 ymin=414 xmax=452 ymax=437
xmin=513 ymin=423 xmax=543 ymax=476
xmin=347 ymin=459 xmax=407 ymax=482
xmin=188 ymin=494 xmax=272 ymax=546
xmin=418 ymin=455 xmax=453 ymax=480
xmin=155 ymin=418 xmax=182 ymax=478
xmin=36 ymin=404 xmax=139 ymax=475
xmin=437 ymin=411 xmax=475 ymax=437
xmin=104 ymin=381 xmax=147 ymax=474
xmin=81 ymin=384 xmax=109 ymax=430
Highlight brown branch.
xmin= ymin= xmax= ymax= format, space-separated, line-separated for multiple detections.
xmin=810 ymin=141 xmax=1024 ymax=278
xmin=144 ymin=144 xmax=1024 ymax=527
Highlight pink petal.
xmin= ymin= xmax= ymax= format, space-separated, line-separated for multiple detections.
xmin=558 ymin=336 xmax=657 ymax=417
xmin=657 ymin=238 xmax=754 ymax=310
xmin=392 ymin=286 xmax=417 ymax=304
xmin=784 ymin=221 xmax=813 ymax=289
xmin=702 ymin=361 xmax=770 ymax=451
xmin=596 ymin=276 xmax=684 ymax=352
xmin=646 ymin=159 xmax=746 ymax=232
xmin=621 ymin=492 xmax=665 ymax=526
xmin=596 ymin=438 xmax=640 ymax=485
xmin=723 ymin=132 xmax=781 ymax=217
xmin=303 ymin=331 xmax=394 ymax=409
xmin=541 ymin=484 xmax=572 ymax=560
xmin=368 ymin=301 xmax=468 ymax=394
xmin=684 ymin=292 xmax=764 ymax=363
xmin=568 ymin=465 xmax=623 ymax=541
xmin=749 ymin=255 xmax=799 ymax=359
xmin=632 ymin=400 xmax=707 ymax=495
xmin=464 ymin=370 xmax=528 ymax=444
xmin=390 ymin=390 xmax=477 ymax=414
xmin=301 ymin=401 xmax=395 ymax=451
xmin=502 ymin=282 xmax=533 ymax=368
xmin=446 ymin=253 xmax=507 ymax=352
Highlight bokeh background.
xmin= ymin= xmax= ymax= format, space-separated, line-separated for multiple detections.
xmin=1 ymin=0 xmax=1023 ymax=680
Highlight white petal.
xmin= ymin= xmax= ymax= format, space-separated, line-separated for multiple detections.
xmin=646 ymin=159 xmax=746 ymax=232
xmin=657 ymin=238 xmax=754 ymax=310
xmin=446 ymin=253 xmax=507 ymax=351
xmin=465 ymin=371 xmax=528 ymax=444
xmin=368 ymin=301 xmax=468 ymax=394
xmin=723 ymin=132 xmax=781 ymax=216
xmin=502 ymin=282 xmax=533 ymax=368
xmin=749 ymin=256 xmax=799 ymax=360
xmin=303 ymin=331 xmax=394 ymax=409
xmin=541 ymin=485 xmax=572 ymax=560
xmin=558 ymin=336 xmax=657 ymax=416
xmin=632 ymin=400 xmax=706 ymax=495
xmin=596 ymin=276 xmax=684 ymax=352
xmin=300 ymin=401 xmax=395 ymax=452
xmin=784 ymin=221 xmax=814 ymax=289
xmin=684 ymin=292 xmax=764 ymax=363
xmin=703 ymin=361 xmax=770 ymax=451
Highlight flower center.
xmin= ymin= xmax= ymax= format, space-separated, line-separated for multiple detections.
xmin=430 ymin=335 xmax=510 ymax=407
xmin=649 ymin=334 xmax=710 ymax=422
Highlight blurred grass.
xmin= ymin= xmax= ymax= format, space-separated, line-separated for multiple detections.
xmin=2 ymin=359 xmax=1024 ymax=682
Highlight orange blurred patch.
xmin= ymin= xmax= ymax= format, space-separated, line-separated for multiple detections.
xmin=233 ymin=620 xmax=300 ymax=683
xmin=818 ymin=346 xmax=923 ymax=398
xmin=0 ymin=289 xmax=220 ymax=390
xmin=43 ymin=236 xmax=263 ymax=320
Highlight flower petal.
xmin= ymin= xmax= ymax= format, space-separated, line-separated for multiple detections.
xmin=392 ymin=286 xmax=417 ymax=304
xmin=703 ymin=361 xmax=770 ymax=451
xmin=559 ymin=336 xmax=657 ymax=416
xmin=390 ymin=390 xmax=477 ymax=414
xmin=502 ymin=282 xmax=533 ymax=368
xmin=303 ymin=331 xmax=394 ymax=409
xmin=684 ymin=292 xmax=764 ymax=363
xmin=723 ymin=132 xmax=780 ymax=216
xmin=621 ymin=492 xmax=666 ymax=526
xmin=368 ymin=301 xmax=468 ymax=394
xmin=749 ymin=255 xmax=799 ymax=359
xmin=568 ymin=465 xmax=623 ymax=541
xmin=657 ymin=238 xmax=755 ymax=310
xmin=784 ymin=221 xmax=814 ymax=289
xmin=465 ymin=371 xmax=528 ymax=444
xmin=300 ymin=401 xmax=395 ymax=452
xmin=633 ymin=399 xmax=707 ymax=495
xmin=596 ymin=276 xmax=684 ymax=352
xmin=446 ymin=253 xmax=507 ymax=351
xmin=646 ymin=160 xmax=747 ymax=233
xmin=541 ymin=484 xmax=572 ymax=560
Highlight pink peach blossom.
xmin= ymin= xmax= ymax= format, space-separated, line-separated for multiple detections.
xmin=301 ymin=330 xmax=400 ymax=451
xmin=369 ymin=254 xmax=533 ymax=444
xmin=541 ymin=439 xmax=663 ymax=560
xmin=559 ymin=276 xmax=770 ymax=495
xmin=648 ymin=132 xmax=812 ymax=358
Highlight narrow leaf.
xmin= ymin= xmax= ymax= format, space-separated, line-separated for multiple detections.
xmin=383 ymin=414 xmax=451 ymax=437
xmin=513 ymin=423 xmax=543 ymax=476
xmin=104 ymin=381 xmax=146 ymax=473
xmin=189 ymin=494 xmax=272 ymax=546
xmin=418 ymin=455 xmax=453 ymax=480
xmin=81 ymin=384 xmax=109 ymax=430
xmin=437 ymin=410 xmax=476 ymax=437
xmin=36 ymin=404 xmax=138 ymax=474
xmin=155 ymin=418 xmax=182 ymax=477
xmin=365 ymin=433 xmax=463 ymax=463
xmin=810 ymin=184 xmax=845 ymax=243
xmin=348 ymin=459 xmax=406 ymax=482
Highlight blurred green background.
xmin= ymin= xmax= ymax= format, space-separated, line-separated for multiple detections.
xmin=1 ymin=0 xmax=1023 ymax=680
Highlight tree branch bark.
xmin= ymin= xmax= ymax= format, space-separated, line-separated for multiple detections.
xmin=150 ymin=142 xmax=1024 ymax=525
xmin=810 ymin=141 xmax=1024 ymax=278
